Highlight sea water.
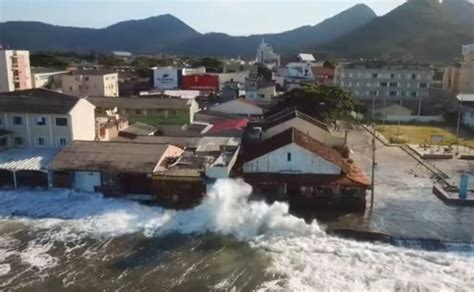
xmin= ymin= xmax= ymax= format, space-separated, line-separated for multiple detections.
xmin=0 ymin=179 xmax=472 ymax=291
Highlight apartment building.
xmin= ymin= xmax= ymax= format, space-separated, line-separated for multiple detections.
xmin=0 ymin=50 xmax=32 ymax=92
xmin=0 ymin=88 xmax=96 ymax=148
xmin=443 ymin=44 xmax=474 ymax=94
xmin=31 ymin=67 xmax=69 ymax=88
xmin=62 ymin=70 xmax=119 ymax=97
xmin=334 ymin=62 xmax=433 ymax=101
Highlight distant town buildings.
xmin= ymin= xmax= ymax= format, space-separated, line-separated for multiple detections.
xmin=152 ymin=66 xmax=207 ymax=90
xmin=335 ymin=61 xmax=433 ymax=101
xmin=62 ymin=70 xmax=119 ymax=97
xmin=31 ymin=67 xmax=68 ymax=89
xmin=256 ymin=40 xmax=280 ymax=68
xmin=0 ymin=50 xmax=32 ymax=92
xmin=443 ymin=43 xmax=474 ymax=94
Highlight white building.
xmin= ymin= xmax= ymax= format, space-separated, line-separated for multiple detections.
xmin=0 ymin=50 xmax=32 ymax=92
xmin=335 ymin=61 xmax=433 ymax=101
xmin=0 ymin=88 xmax=96 ymax=148
xmin=62 ymin=70 xmax=119 ymax=97
xmin=31 ymin=67 xmax=68 ymax=88
xmin=256 ymin=40 xmax=280 ymax=68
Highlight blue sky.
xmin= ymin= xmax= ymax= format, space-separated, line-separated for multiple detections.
xmin=0 ymin=0 xmax=406 ymax=35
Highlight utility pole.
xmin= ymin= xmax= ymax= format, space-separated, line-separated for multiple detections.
xmin=456 ymin=94 xmax=463 ymax=144
xmin=370 ymin=123 xmax=376 ymax=211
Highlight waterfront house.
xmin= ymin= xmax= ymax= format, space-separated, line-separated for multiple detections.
xmin=87 ymin=96 xmax=199 ymax=125
xmin=0 ymin=88 xmax=96 ymax=148
xmin=242 ymin=127 xmax=369 ymax=211
xmin=49 ymin=141 xmax=183 ymax=198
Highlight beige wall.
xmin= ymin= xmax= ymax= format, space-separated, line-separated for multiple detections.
xmin=32 ymin=71 xmax=67 ymax=88
xmin=263 ymin=117 xmax=346 ymax=147
xmin=1 ymin=112 xmax=72 ymax=147
xmin=62 ymin=73 xmax=118 ymax=97
xmin=69 ymin=99 xmax=96 ymax=141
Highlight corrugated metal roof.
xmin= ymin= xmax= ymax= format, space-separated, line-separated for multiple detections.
xmin=0 ymin=148 xmax=59 ymax=171
xmin=457 ymin=93 xmax=474 ymax=102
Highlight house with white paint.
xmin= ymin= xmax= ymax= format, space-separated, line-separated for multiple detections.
xmin=209 ymin=98 xmax=264 ymax=117
xmin=0 ymin=88 xmax=96 ymax=148
xmin=242 ymin=127 xmax=369 ymax=211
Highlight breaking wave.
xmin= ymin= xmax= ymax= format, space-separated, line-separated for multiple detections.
xmin=0 ymin=179 xmax=473 ymax=291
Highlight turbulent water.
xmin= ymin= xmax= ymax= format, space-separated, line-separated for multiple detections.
xmin=0 ymin=179 xmax=473 ymax=291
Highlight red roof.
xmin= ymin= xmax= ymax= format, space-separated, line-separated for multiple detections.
xmin=208 ymin=118 xmax=249 ymax=134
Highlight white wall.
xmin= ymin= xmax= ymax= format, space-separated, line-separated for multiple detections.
xmin=463 ymin=110 xmax=474 ymax=128
xmin=153 ymin=67 xmax=179 ymax=89
xmin=243 ymin=143 xmax=341 ymax=174
xmin=69 ymin=99 xmax=96 ymax=141
xmin=74 ymin=171 xmax=101 ymax=192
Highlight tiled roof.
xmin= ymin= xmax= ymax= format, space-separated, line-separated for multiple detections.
xmin=207 ymin=118 xmax=249 ymax=134
xmin=244 ymin=127 xmax=369 ymax=186
xmin=49 ymin=141 xmax=170 ymax=174
xmin=0 ymin=88 xmax=80 ymax=114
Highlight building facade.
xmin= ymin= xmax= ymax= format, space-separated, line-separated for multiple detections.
xmin=0 ymin=50 xmax=32 ymax=92
xmin=256 ymin=40 xmax=280 ymax=68
xmin=31 ymin=68 xmax=68 ymax=88
xmin=0 ymin=89 xmax=96 ymax=148
xmin=335 ymin=62 xmax=433 ymax=101
xmin=443 ymin=44 xmax=474 ymax=94
xmin=62 ymin=70 xmax=119 ymax=97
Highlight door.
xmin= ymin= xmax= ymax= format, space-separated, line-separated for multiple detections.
xmin=74 ymin=171 xmax=101 ymax=193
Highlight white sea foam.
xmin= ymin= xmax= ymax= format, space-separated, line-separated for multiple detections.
xmin=0 ymin=180 xmax=473 ymax=290
xmin=0 ymin=264 xmax=10 ymax=277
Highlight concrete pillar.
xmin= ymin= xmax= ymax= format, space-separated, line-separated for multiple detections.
xmin=459 ymin=174 xmax=469 ymax=199
xmin=12 ymin=170 xmax=17 ymax=189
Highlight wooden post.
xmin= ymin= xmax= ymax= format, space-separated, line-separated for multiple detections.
xmin=371 ymin=123 xmax=376 ymax=211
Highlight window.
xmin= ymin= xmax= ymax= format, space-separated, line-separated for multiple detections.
xmin=389 ymin=91 xmax=397 ymax=96
xmin=287 ymin=152 xmax=292 ymax=162
xmin=12 ymin=116 xmax=23 ymax=125
xmin=369 ymin=90 xmax=378 ymax=96
xmin=390 ymin=73 xmax=395 ymax=79
xmin=0 ymin=137 xmax=6 ymax=147
xmin=419 ymin=83 xmax=427 ymax=88
xmin=389 ymin=82 xmax=398 ymax=87
xmin=411 ymin=73 xmax=417 ymax=79
xmin=0 ymin=117 xmax=3 ymax=126
xmin=411 ymin=91 xmax=417 ymax=97
xmin=56 ymin=117 xmax=68 ymax=126
xmin=58 ymin=138 xmax=67 ymax=147
xmin=35 ymin=116 xmax=46 ymax=126
xmin=259 ymin=94 xmax=265 ymax=98
xmin=69 ymin=86 xmax=73 ymax=92
xmin=84 ymin=76 xmax=89 ymax=81
xmin=372 ymin=73 xmax=378 ymax=79
xmin=380 ymin=82 xmax=388 ymax=87
xmin=169 ymin=110 xmax=177 ymax=117
xmin=135 ymin=109 xmax=142 ymax=115
xmin=36 ymin=137 xmax=47 ymax=147
xmin=14 ymin=137 xmax=24 ymax=146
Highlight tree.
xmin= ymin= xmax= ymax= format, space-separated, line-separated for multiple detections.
xmin=131 ymin=57 xmax=173 ymax=77
xmin=191 ymin=57 xmax=223 ymax=73
xmin=256 ymin=63 xmax=272 ymax=81
xmin=281 ymin=84 xmax=355 ymax=123
xmin=98 ymin=55 xmax=126 ymax=67
xmin=30 ymin=53 xmax=68 ymax=68
xmin=323 ymin=60 xmax=336 ymax=69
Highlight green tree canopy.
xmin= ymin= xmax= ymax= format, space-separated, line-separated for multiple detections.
xmin=98 ymin=55 xmax=126 ymax=67
xmin=30 ymin=53 xmax=68 ymax=68
xmin=281 ymin=84 xmax=355 ymax=123
xmin=256 ymin=63 xmax=272 ymax=81
xmin=191 ymin=57 xmax=223 ymax=73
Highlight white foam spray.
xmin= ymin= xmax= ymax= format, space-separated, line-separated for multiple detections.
xmin=0 ymin=179 xmax=473 ymax=291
